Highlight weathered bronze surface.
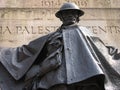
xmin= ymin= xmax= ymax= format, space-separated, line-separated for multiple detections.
xmin=0 ymin=1 xmax=120 ymax=90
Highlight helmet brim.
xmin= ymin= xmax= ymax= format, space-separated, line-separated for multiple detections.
xmin=55 ymin=9 xmax=84 ymax=18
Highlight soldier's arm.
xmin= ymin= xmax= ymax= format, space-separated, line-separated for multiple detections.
xmin=25 ymin=50 xmax=62 ymax=81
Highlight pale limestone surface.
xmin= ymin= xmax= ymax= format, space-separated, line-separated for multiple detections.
xmin=0 ymin=0 xmax=120 ymax=51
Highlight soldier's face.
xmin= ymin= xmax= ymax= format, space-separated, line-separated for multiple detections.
xmin=61 ymin=10 xmax=78 ymax=25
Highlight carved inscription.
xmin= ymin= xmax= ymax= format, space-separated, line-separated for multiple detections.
xmin=0 ymin=25 xmax=120 ymax=35
xmin=86 ymin=26 xmax=120 ymax=34
xmin=0 ymin=26 xmax=58 ymax=35
xmin=0 ymin=0 xmax=88 ymax=8
xmin=0 ymin=0 xmax=120 ymax=8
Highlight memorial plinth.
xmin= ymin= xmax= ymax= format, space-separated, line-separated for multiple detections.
xmin=0 ymin=0 xmax=120 ymax=50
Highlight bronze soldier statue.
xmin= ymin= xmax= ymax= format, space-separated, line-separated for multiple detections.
xmin=0 ymin=2 xmax=120 ymax=90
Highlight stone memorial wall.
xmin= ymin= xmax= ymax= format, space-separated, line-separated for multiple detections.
xmin=0 ymin=0 xmax=120 ymax=50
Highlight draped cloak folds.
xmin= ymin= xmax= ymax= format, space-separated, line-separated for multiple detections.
xmin=0 ymin=25 xmax=120 ymax=90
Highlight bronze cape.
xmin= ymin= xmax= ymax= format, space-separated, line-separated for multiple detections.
xmin=0 ymin=25 xmax=120 ymax=90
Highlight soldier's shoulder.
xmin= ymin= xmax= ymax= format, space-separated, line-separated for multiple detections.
xmin=78 ymin=26 xmax=94 ymax=36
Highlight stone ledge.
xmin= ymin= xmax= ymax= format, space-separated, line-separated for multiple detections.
xmin=0 ymin=8 xmax=119 ymax=20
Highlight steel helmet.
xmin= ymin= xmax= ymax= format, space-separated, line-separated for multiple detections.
xmin=55 ymin=2 xmax=84 ymax=18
